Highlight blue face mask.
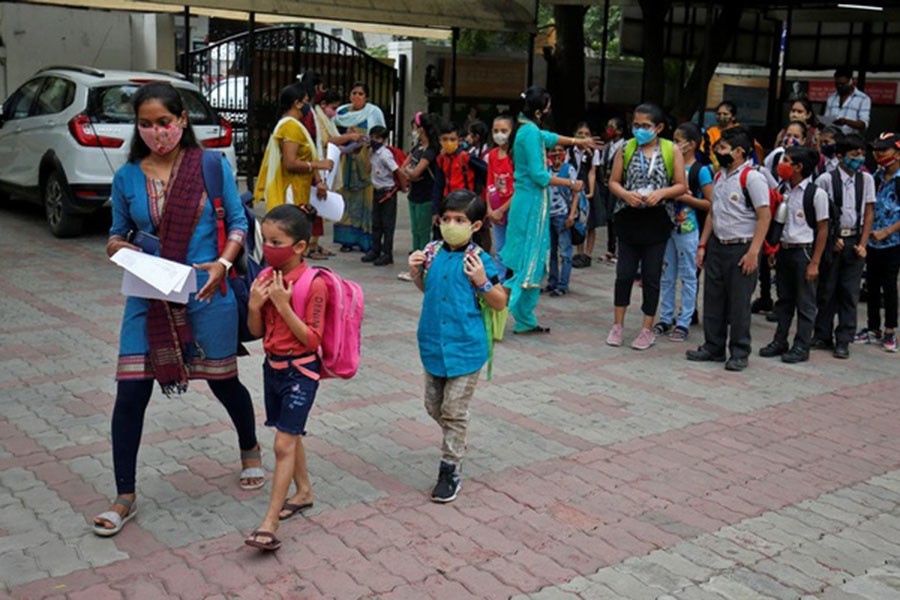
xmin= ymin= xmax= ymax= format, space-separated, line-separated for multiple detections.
xmin=843 ymin=156 xmax=865 ymax=172
xmin=633 ymin=127 xmax=657 ymax=146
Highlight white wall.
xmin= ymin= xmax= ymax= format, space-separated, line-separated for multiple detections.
xmin=0 ymin=3 xmax=175 ymax=98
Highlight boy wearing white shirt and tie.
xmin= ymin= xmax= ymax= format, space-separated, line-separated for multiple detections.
xmin=811 ymin=133 xmax=875 ymax=358
xmin=760 ymin=147 xmax=830 ymax=364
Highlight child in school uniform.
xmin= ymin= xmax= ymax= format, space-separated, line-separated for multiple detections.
xmin=363 ymin=125 xmax=408 ymax=266
xmin=759 ymin=146 xmax=830 ymax=364
xmin=811 ymin=133 xmax=875 ymax=358
xmin=687 ymin=126 xmax=771 ymax=371
xmin=245 ymin=205 xmax=328 ymax=552
xmin=408 ymin=190 xmax=508 ymax=503
xmin=485 ymin=115 xmax=515 ymax=279
xmin=546 ymin=145 xmax=580 ymax=296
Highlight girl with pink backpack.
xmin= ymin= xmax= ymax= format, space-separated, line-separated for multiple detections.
xmin=243 ymin=204 xmax=357 ymax=552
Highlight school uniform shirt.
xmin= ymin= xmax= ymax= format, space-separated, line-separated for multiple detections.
xmin=823 ymin=156 xmax=840 ymax=174
xmin=814 ymin=168 xmax=876 ymax=229
xmin=763 ymin=147 xmax=787 ymax=176
xmin=370 ymin=145 xmax=399 ymax=189
xmin=869 ymin=173 xmax=900 ymax=249
xmin=601 ymin=139 xmax=626 ymax=181
xmin=677 ymin=163 xmax=712 ymax=234
xmin=549 ymin=164 xmax=575 ymax=218
xmin=569 ymin=147 xmax=600 ymax=183
xmin=261 ymin=262 xmax=328 ymax=357
xmin=825 ymin=87 xmax=872 ymax=134
xmin=781 ymin=178 xmax=830 ymax=245
xmin=711 ymin=166 xmax=770 ymax=240
xmin=418 ymin=243 xmax=500 ymax=378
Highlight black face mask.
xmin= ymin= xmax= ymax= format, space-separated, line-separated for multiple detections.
xmin=715 ymin=151 xmax=735 ymax=168
xmin=820 ymin=143 xmax=836 ymax=159
xmin=370 ymin=141 xmax=383 ymax=151
xmin=836 ymin=83 xmax=852 ymax=95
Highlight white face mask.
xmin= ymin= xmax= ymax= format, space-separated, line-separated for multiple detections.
xmin=492 ymin=131 xmax=509 ymax=146
xmin=412 ymin=129 xmax=420 ymax=144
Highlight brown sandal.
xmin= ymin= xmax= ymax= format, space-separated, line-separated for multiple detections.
xmin=245 ymin=530 xmax=281 ymax=551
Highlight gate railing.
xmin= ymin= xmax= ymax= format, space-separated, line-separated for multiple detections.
xmin=187 ymin=24 xmax=399 ymax=177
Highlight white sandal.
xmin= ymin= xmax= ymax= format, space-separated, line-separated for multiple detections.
xmin=239 ymin=447 xmax=266 ymax=490
xmin=92 ymin=497 xmax=137 ymax=537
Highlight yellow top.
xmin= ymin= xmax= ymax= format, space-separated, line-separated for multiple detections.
xmin=255 ymin=118 xmax=315 ymax=211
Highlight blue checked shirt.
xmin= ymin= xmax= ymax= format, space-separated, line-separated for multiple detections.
xmin=825 ymin=88 xmax=872 ymax=134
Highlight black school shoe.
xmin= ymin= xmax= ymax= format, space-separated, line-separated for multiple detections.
xmin=833 ymin=343 xmax=850 ymax=359
xmin=725 ymin=357 xmax=748 ymax=372
xmin=361 ymin=251 xmax=378 ymax=263
xmin=781 ymin=347 xmax=809 ymax=364
xmin=810 ymin=338 xmax=834 ymax=351
xmin=431 ymin=461 xmax=460 ymax=503
xmin=759 ymin=341 xmax=789 ymax=358
xmin=685 ymin=347 xmax=726 ymax=362
xmin=751 ymin=297 xmax=773 ymax=314
xmin=572 ymin=254 xmax=587 ymax=269
xmin=373 ymin=254 xmax=394 ymax=266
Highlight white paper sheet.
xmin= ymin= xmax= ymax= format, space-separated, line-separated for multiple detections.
xmin=111 ymin=248 xmax=198 ymax=302
xmin=817 ymin=114 xmax=836 ymax=128
xmin=309 ymin=188 xmax=346 ymax=222
xmin=325 ymin=143 xmax=342 ymax=189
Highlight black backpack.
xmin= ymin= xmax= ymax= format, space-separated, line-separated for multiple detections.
xmin=687 ymin=162 xmax=707 ymax=233
xmin=802 ymin=180 xmax=838 ymax=261
xmin=827 ymin=169 xmax=865 ymax=233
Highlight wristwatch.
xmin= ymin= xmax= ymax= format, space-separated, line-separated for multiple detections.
xmin=217 ymin=257 xmax=233 ymax=272
xmin=476 ymin=280 xmax=494 ymax=294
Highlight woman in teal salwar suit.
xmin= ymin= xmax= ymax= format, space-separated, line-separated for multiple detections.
xmin=501 ymin=86 xmax=598 ymax=333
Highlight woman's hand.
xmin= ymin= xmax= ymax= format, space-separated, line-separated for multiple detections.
xmin=106 ymin=238 xmax=142 ymax=258
xmin=645 ymin=190 xmax=666 ymax=207
xmin=318 ymin=159 xmax=334 ymax=172
xmin=408 ymin=250 xmax=426 ymax=279
xmin=577 ymin=136 xmax=604 ymax=151
xmin=194 ymin=260 xmax=227 ymax=302
xmin=248 ymin=274 xmax=272 ymax=312
xmin=269 ymin=270 xmax=293 ymax=311
xmin=570 ymin=180 xmax=585 ymax=194
xmin=624 ymin=191 xmax=644 ymax=208
xmin=316 ymin=180 xmax=328 ymax=199
xmin=463 ymin=252 xmax=487 ymax=287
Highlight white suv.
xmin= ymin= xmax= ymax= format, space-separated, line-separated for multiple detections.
xmin=0 ymin=66 xmax=236 ymax=237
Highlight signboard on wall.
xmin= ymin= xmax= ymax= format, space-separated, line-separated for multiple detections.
xmin=806 ymin=80 xmax=898 ymax=105
xmin=722 ymin=84 xmax=769 ymax=126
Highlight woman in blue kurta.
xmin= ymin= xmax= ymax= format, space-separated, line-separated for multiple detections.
xmin=501 ymin=86 xmax=596 ymax=333
xmin=94 ymin=83 xmax=261 ymax=537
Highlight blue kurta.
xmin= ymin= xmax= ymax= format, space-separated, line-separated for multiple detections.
xmin=500 ymin=117 xmax=559 ymax=289
xmin=109 ymin=154 xmax=247 ymax=380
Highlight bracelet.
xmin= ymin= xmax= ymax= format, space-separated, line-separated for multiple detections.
xmin=307 ymin=161 xmax=312 ymax=173
xmin=698 ymin=244 xmax=707 ymax=250
xmin=217 ymin=257 xmax=233 ymax=272
xmin=476 ymin=280 xmax=494 ymax=294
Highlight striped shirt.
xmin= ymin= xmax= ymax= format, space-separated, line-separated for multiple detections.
xmin=825 ymin=88 xmax=872 ymax=134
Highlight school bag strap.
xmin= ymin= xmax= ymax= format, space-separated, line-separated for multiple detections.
xmin=201 ymin=150 xmax=229 ymax=294
xmin=831 ymin=169 xmax=866 ymax=231
xmin=802 ymin=182 xmax=821 ymax=232
xmin=687 ymin=162 xmax=703 ymax=198
xmin=622 ymin=138 xmax=674 ymax=183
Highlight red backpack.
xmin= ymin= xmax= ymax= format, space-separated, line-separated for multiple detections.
xmin=386 ymin=145 xmax=409 ymax=193
xmin=437 ymin=151 xmax=475 ymax=196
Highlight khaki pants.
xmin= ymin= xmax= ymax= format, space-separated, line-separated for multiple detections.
xmin=423 ymin=369 xmax=481 ymax=466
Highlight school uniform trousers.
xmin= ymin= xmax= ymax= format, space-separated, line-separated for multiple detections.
xmin=371 ymin=187 xmax=397 ymax=258
xmin=702 ymin=237 xmax=757 ymax=359
xmin=773 ymin=245 xmax=817 ymax=350
xmin=814 ymin=234 xmax=865 ymax=344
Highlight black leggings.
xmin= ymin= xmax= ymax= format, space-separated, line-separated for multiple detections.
xmin=615 ymin=240 xmax=667 ymax=316
xmin=866 ymin=245 xmax=900 ymax=332
xmin=112 ymin=377 xmax=257 ymax=494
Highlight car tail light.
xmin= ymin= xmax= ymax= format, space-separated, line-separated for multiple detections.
xmin=202 ymin=117 xmax=234 ymax=148
xmin=202 ymin=116 xmax=233 ymax=148
xmin=68 ymin=114 xmax=125 ymax=148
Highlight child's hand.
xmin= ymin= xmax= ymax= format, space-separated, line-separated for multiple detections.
xmin=248 ymin=274 xmax=272 ymax=311
xmin=565 ymin=215 xmax=576 ymax=229
xmin=463 ymin=252 xmax=487 ymax=287
xmin=269 ymin=270 xmax=294 ymax=310
xmin=408 ymin=250 xmax=426 ymax=279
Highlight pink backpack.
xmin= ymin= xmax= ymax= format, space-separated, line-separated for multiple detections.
xmin=259 ymin=266 xmax=364 ymax=379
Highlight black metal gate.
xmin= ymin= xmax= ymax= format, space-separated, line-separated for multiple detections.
xmin=187 ymin=24 xmax=400 ymax=177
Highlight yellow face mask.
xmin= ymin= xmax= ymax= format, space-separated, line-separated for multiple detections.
xmin=439 ymin=222 xmax=473 ymax=247
xmin=441 ymin=140 xmax=459 ymax=154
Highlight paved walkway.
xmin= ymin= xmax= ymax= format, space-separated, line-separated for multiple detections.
xmin=1 ymin=201 xmax=899 ymax=600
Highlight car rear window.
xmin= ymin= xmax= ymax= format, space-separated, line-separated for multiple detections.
xmin=87 ymin=84 xmax=218 ymax=125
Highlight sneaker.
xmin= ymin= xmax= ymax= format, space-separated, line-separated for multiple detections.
xmin=397 ymin=271 xmax=414 ymax=282
xmin=549 ymin=289 xmax=567 ymax=297
xmin=669 ymin=326 xmax=689 ymax=342
xmin=884 ymin=332 xmax=898 ymax=353
xmin=854 ymin=328 xmax=881 ymax=344
xmin=606 ymin=324 xmax=624 ymax=347
xmin=431 ymin=461 xmax=460 ymax=503
xmin=652 ymin=322 xmax=672 ymax=336
xmin=631 ymin=327 xmax=656 ymax=351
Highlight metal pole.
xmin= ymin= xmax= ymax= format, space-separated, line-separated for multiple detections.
xmin=858 ymin=21 xmax=872 ymax=91
xmin=599 ymin=0 xmax=611 ymax=104
xmin=450 ymin=27 xmax=459 ymax=120
xmin=527 ymin=0 xmax=538 ymax=88
xmin=246 ymin=12 xmax=256 ymax=190
xmin=696 ymin=3 xmax=713 ymax=129
xmin=777 ymin=6 xmax=792 ymax=129
xmin=397 ymin=53 xmax=407 ymax=147
xmin=181 ymin=6 xmax=191 ymax=76
xmin=765 ymin=19 xmax=783 ymax=146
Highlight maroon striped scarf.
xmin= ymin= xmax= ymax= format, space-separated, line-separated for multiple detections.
xmin=147 ymin=147 xmax=205 ymax=395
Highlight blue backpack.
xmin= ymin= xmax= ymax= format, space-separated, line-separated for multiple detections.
xmin=201 ymin=151 xmax=264 ymax=350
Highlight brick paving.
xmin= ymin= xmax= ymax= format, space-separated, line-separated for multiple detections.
xmin=1 ymin=201 xmax=899 ymax=599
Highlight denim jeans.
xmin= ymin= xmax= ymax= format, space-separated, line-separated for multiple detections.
xmin=548 ymin=214 xmax=574 ymax=291
xmin=659 ymin=229 xmax=699 ymax=329
xmin=491 ymin=223 xmax=507 ymax=282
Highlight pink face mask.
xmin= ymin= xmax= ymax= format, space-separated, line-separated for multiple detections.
xmin=323 ymin=106 xmax=337 ymax=118
xmin=138 ymin=122 xmax=184 ymax=155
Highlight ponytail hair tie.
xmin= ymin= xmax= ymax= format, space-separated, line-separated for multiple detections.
xmin=414 ymin=111 xmax=422 ymax=127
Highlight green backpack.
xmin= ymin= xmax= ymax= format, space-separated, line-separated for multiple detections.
xmin=622 ymin=138 xmax=676 ymax=183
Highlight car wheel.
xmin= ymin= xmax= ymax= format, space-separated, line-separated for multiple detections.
xmin=43 ymin=169 xmax=83 ymax=237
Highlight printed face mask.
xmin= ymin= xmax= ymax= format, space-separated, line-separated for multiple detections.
xmin=632 ymin=127 xmax=657 ymax=146
xmin=262 ymin=244 xmax=298 ymax=269
xmin=439 ymin=222 xmax=473 ymax=247
xmin=843 ymin=156 xmax=865 ymax=172
xmin=876 ymin=153 xmax=899 ymax=167
xmin=492 ymin=131 xmax=509 ymax=146
xmin=138 ymin=122 xmax=183 ymax=156
xmin=776 ymin=161 xmax=796 ymax=181
xmin=783 ymin=136 xmax=801 ymax=148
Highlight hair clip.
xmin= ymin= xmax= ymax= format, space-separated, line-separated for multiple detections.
xmin=520 ymin=92 xmax=527 ymax=99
